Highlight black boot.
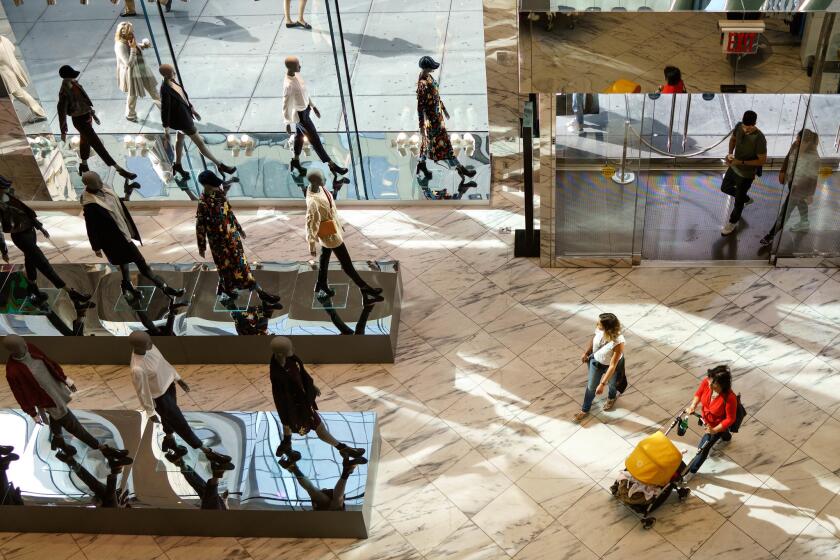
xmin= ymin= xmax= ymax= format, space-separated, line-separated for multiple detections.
xmin=456 ymin=178 xmax=478 ymax=199
xmin=0 ymin=445 xmax=13 ymax=456
xmin=278 ymin=450 xmax=302 ymax=470
xmin=211 ymin=459 xmax=235 ymax=478
xmin=66 ymin=288 xmax=95 ymax=310
xmin=415 ymin=160 xmax=432 ymax=180
xmin=26 ymin=282 xmax=49 ymax=305
xmin=172 ymin=163 xmax=190 ymax=181
xmin=456 ymin=164 xmax=476 ymax=179
xmin=336 ymin=443 xmax=366 ymax=459
xmin=328 ymin=161 xmax=348 ymax=176
xmin=217 ymin=163 xmax=237 ymax=175
xmin=162 ymin=284 xmax=186 ymax=298
xmin=314 ymin=283 xmax=336 ymax=298
xmin=204 ymin=449 xmax=232 ymax=464
xmin=256 ymin=289 xmax=281 ymax=306
xmin=55 ymin=449 xmax=77 ymax=466
xmin=290 ymin=158 xmax=306 ymax=176
xmin=78 ymin=161 xmax=89 ymax=176
xmin=106 ymin=454 xmax=133 ymax=468
xmin=164 ymin=0 xmax=172 ymax=12
xmin=117 ymin=168 xmax=138 ymax=180
xmin=100 ymin=445 xmax=130 ymax=459
xmin=360 ymin=285 xmax=384 ymax=303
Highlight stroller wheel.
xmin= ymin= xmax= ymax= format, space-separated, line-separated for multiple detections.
xmin=677 ymin=487 xmax=690 ymax=500
xmin=642 ymin=517 xmax=656 ymax=530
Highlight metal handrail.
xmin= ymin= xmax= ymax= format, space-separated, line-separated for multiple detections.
xmin=632 ymin=128 xmax=734 ymax=158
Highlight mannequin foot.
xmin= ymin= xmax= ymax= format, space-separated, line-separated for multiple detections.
xmin=120 ymin=10 xmax=137 ymax=17
xmin=217 ymin=163 xmax=237 ymax=175
xmin=0 ymin=445 xmax=14 ymax=456
xmin=121 ymin=281 xmax=143 ymax=305
xmin=51 ymin=440 xmax=77 ymax=457
xmin=117 ymin=168 xmax=138 ymax=180
xmin=360 ymin=285 xmax=384 ymax=303
xmin=164 ymin=450 xmax=185 ymax=467
xmin=256 ymin=289 xmax=281 ymax=305
xmin=126 ymin=115 xmax=138 ymax=123
xmin=78 ymin=162 xmax=90 ymax=176
xmin=456 ymin=164 xmax=477 ymax=179
xmin=27 ymin=286 xmax=49 ymax=305
xmin=343 ymin=455 xmax=369 ymax=470
xmin=106 ymin=454 xmax=133 ymax=468
xmin=298 ymin=19 xmax=312 ymax=30
xmin=172 ymin=163 xmax=190 ymax=181
xmin=275 ymin=437 xmax=293 ymax=459
xmin=278 ymin=450 xmax=302 ymax=470
xmin=160 ymin=434 xmax=186 ymax=456
xmin=211 ymin=460 xmax=235 ymax=478
xmin=162 ymin=284 xmax=186 ymax=299
xmin=415 ymin=160 xmax=432 ymax=180
xmin=314 ymin=283 xmax=336 ymax=298
xmin=100 ymin=445 xmax=130 ymax=459
xmin=66 ymin=288 xmax=92 ymax=305
xmin=328 ymin=161 xmax=348 ymax=176
xmin=204 ymin=449 xmax=232 ymax=464
xmin=25 ymin=115 xmax=48 ymax=124
xmin=290 ymin=158 xmax=306 ymax=176
xmin=0 ymin=453 xmax=19 ymax=469
xmin=55 ymin=449 xmax=78 ymax=466
xmin=337 ymin=444 xmax=365 ymax=459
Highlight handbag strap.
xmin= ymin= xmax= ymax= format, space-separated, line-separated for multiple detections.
xmin=321 ymin=186 xmax=333 ymax=209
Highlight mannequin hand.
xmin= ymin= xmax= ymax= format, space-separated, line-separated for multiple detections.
xmin=312 ymin=106 xmax=321 ymax=119
xmin=778 ymin=172 xmax=786 ymax=184
xmin=92 ymin=113 xmax=101 ymax=125
xmin=177 ymin=379 xmax=191 ymax=393
xmin=192 ymin=110 xmax=201 ymax=121
xmin=286 ymin=124 xmax=292 ymax=135
xmin=33 ymin=415 xmax=44 ymax=425
xmin=150 ymin=414 xmax=160 ymax=424
xmin=61 ymin=132 xmax=67 ymax=143
xmin=95 ymin=250 xmax=103 ymax=258
xmin=40 ymin=228 xmax=50 ymax=239
xmin=443 ymin=109 xmax=450 ymax=120
xmin=68 ymin=384 xmax=78 ymax=393
xmin=1 ymin=253 xmax=8 ymax=263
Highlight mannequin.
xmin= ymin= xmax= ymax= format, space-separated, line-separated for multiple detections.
xmin=279 ymin=453 xmax=367 ymax=511
xmin=55 ymin=449 xmax=129 ymax=508
xmin=0 ymin=34 xmax=46 ymax=123
xmin=128 ymin=331 xmax=233 ymax=468
xmin=304 ymin=170 xmax=384 ymax=302
xmin=0 ymin=445 xmax=23 ymax=506
xmin=81 ymin=171 xmax=185 ymax=304
xmin=415 ymin=56 xmax=476 ymax=182
xmin=57 ymin=65 xmax=137 ymax=179
xmin=0 ymin=175 xmax=92 ymax=307
xmin=159 ymin=64 xmax=235 ymax=180
xmin=283 ymin=56 xmax=348 ymax=178
xmin=270 ymin=336 xmax=365 ymax=461
xmin=3 ymin=336 xmax=133 ymax=462
xmin=195 ymin=170 xmax=282 ymax=308
xmin=164 ymin=450 xmax=232 ymax=510
xmin=114 ymin=22 xmax=160 ymax=122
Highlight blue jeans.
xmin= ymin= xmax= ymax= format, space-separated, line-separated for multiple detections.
xmin=688 ymin=431 xmax=731 ymax=473
xmin=582 ymin=356 xmax=617 ymax=413
xmin=571 ymin=94 xmax=585 ymax=127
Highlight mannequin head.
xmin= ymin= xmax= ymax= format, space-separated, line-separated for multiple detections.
xmin=115 ymin=22 xmax=136 ymax=45
xmin=198 ymin=170 xmax=223 ymax=193
xmin=270 ymin=336 xmax=294 ymax=366
xmin=2 ymin=335 xmax=28 ymax=359
xmin=418 ymin=56 xmax=440 ymax=76
xmin=306 ymin=169 xmax=324 ymax=193
xmin=128 ymin=331 xmax=152 ymax=355
xmin=81 ymin=171 xmax=104 ymax=193
xmin=58 ymin=65 xmax=80 ymax=83
xmin=159 ymin=64 xmax=175 ymax=81
xmin=284 ymin=56 xmax=301 ymax=75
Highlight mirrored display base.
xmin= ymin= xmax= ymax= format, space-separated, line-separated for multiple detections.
xmin=0 ymin=408 xmax=380 ymax=538
xmin=0 ymin=261 xmax=402 ymax=364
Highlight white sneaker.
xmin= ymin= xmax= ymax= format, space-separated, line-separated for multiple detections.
xmin=790 ymin=220 xmax=810 ymax=233
xmin=721 ymin=222 xmax=737 ymax=236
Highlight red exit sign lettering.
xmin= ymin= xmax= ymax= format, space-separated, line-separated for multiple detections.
xmin=725 ymin=32 xmax=759 ymax=54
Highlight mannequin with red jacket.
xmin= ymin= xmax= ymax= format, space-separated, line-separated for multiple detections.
xmin=3 ymin=335 xmax=132 ymax=464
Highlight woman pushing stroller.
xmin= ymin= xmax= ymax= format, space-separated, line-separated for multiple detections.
xmin=683 ymin=365 xmax=738 ymax=482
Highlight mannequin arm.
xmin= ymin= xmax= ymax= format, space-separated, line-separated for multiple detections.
xmin=0 ymin=233 xmax=8 ymax=261
xmin=304 ymin=198 xmax=320 ymax=254
xmin=195 ymin=205 xmax=207 ymax=255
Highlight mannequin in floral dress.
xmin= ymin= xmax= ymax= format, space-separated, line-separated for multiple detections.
xmin=415 ymin=55 xmax=476 ymax=182
xmin=195 ymin=171 xmax=280 ymax=308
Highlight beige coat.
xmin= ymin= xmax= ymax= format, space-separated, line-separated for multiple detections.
xmin=306 ymin=186 xmax=344 ymax=252
xmin=115 ymin=41 xmax=157 ymax=97
xmin=0 ymin=35 xmax=29 ymax=92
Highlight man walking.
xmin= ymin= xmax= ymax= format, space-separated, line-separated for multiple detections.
xmin=720 ymin=110 xmax=766 ymax=236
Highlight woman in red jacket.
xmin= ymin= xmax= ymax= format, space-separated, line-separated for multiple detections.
xmin=684 ymin=365 xmax=737 ymax=477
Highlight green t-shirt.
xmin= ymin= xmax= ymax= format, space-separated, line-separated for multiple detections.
xmin=732 ymin=125 xmax=767 ymax=179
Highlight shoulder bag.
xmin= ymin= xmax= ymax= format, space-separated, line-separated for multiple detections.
xmin=317 ymin=187 xmax=338 ymax=239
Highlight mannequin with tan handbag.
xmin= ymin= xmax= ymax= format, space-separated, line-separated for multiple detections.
xmin=304 ymin=170 xmax=384 ymax=303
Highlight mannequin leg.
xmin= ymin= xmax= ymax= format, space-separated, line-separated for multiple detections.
xmin=293 ymin=125 xmax=304 ymax=158
xmin=11 ymin=229 xmax=66 ymax=290
xmin=146 ymin=83 xmax=162 ymax=107
xmin=134 ymin=258 xmax=184 ymax=297
xmin=298 ymin=0 xmax=309 ymax=23
xmin=50 ymin=410 xmax=101 ymax=450
xmin=288 ymin=463 xmax=331 ymax=509
xmin=10 ymin=88 xmax=46 ymax=118
xmin=314 ymin=422 xmax=340 ymax=447
xmin=73 ymin=115 xmax=135 ymax=178
xmin=331 ymin=243 xmax=368 ymax=289
xmin=316 ymin=246 xmax=333 ymax=289
xmin=153 ymin=383 xmax=203 ymax=449
xmin=283 ymin=0 xmax=291 ymax=19
xmin=297 ymin=110 xmax=330 ymax=164
xmin=329 ymin=475 xmax=348 ymax=511
xmin=174 ymin=131 xmax=185 ymax=166
xmin=187 ymin=132 xmax=221 ymax=166
xmin=125 ymin=94 xmax=138 ymax=121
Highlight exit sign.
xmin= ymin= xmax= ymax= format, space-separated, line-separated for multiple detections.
xmin=724 ymin=32 xmax=759 ymax=54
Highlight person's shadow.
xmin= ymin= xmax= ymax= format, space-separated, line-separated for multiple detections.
xmin=176 ymin=16 xmax=258 ymax=44
xmin=340 ymin=33 xmax=423 ymax=54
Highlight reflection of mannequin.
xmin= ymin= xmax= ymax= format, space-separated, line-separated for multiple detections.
xmin=128 ymin=331 xmax=234 ymax=468
xmin=305 ymin=170 xmax=384 ymax=302
xmin=0 ymin=35 xmax=46 ymax=123
xmin=55 ymin=449 xmax=130 ymax=508
xmin=0 ymin=445 xmax=23 ymax=506
xmin=283 ymin=56 xmax=347 ymax=178
xmin=81 ymin=171 xmax=185 ymax=304
xmin=195 ymin=171 xmax=282 ymax=308
xmin=3 ymin=337 xmax=133 ymax=463
xmin=57 ymin=65 xmax=137 ymax=179
xmin=114 ymin=22 xmax=160 ymax=122
xmin=135 ymin=298 xmax=187 ymax=336
xmin=0 ymin=176 xmax=92 ymax=307
xmin=270 ymin=336 xmax=365 ymax=461
xmin=164 ymin=450 xmax=232 ymax=510
xmin=231 ymin=302 xmax=275 ymax=336
xmin=320 ymin=297 xmax=375 ymax=335
xmin=159 ymin=64 xmax=236 ymax=180
xmin=280 ymin=453 xmax=367 ymax=511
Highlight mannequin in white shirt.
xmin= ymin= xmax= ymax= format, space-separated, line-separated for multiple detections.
xmin=283 ymin=56 xmax=348 ymax=179
xmin=128 ymin=331 xmax=234 ymax=468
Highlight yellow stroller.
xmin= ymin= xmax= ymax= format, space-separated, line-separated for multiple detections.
xmin=610 ymin=418 xmax=692 ymax=529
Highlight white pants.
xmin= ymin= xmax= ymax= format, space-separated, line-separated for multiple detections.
xmin=125 ymin=84 xmax=161 ymax=119
xmin=9 ymin=87 xmax=46 ymax=118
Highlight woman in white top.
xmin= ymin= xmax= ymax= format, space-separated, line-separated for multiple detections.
xmin=305 ymin=170 xmax=383 ymax=303
xmin=114 ymin=22 xmax=160 ymax=122
xmin=575 ymin=313 xmax=625 ymax=422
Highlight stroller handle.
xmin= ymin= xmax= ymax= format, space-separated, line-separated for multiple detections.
xmin=663 ymin=407 xmax=704 ymax=436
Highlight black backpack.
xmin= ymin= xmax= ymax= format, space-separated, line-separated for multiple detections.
xmin=729 ymin=393 xmax=747 ymax=433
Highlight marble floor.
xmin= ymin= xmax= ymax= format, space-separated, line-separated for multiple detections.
xmin=2 ymin=199 xmax=840 ymax=558
xmin=0 ymin=0 xmax=488 ymax=136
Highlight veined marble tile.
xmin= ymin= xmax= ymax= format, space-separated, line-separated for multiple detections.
xmin=693 ymin=267 xmax=762 ymax=301
xmin=514 ymin=519 xmax=598 ymax=560
xmin=801 ymin=416 xmax=840 ymax=474
xmin=555 ymin=302 xmax=603 ymax=350
xmin=816 ymin=490 xmax=840 ymax=541
xmin=240 ymin=537 xmax=338 ymax=560
xmin=400 ymin=356 xmax=479 ymax=415
xmin=700 ymin=303 xmax=773 ymax=358
xmin=454 ymin=231 xmax=514 ymax=277
xmin=763 ymin=267 xmax=833 ymax=303
xmin=591 ymin=279 xmax=660 ymax=328
xmin=774 ymin=304 xmax=840 ymax=357
xmin=73 ymin=534 xmax=166 ymax=560
xmin=668 ymin=330 xmax=741 ymax=376
xmin=631 ymin=358 xmax=699 ymax=416
xmin=753 ymin=387 xmax=830 ymax=448
xmin=449 ymin=277 xmax=517 ymax=326
xmin=484 ymin=303 xmax=553 ymax=356
xmin=624 ymin=267 xmax=693 ymax=303
xmin=422 ymin=520 xmax=509 ymax=560
xmin=514 ymin=384 xmax=585 ymax=448
xmin=730 ymin=487 xmax=814 ymax=557
xmin=723 ymin=419 xmax=797 ymax=483
xmin=730 ymin=362 xmax=784 ymax=417
xmin=439 ymin=384 xmax=519 ymax=445
xmin=765 ymin=450 xmax=840 ymax=515
xmin=691 ymin=521 xmax=774 ymax=560
xmin=556 ymin=486 xmax=637 ymax=557
xmin=384 ymin=326 xmax=441 ymax=384
xmin=486 ymin=257 xmax=553 ymax=302
xmin=732 ymin=280 xmax=800 ymax=328
xmin=324 ymin=515 xmax=422 ymax=560
xmin=687 ymin=451 xmax=764 ymax=519
xmin=385 ymin=485 xmax=469 ymax=556
xmin=595 ymin=389 xmax=672 ymax=446
xmin=557 ymin=421 xmax=632 ymax=482
xmin=739 ymin=329 xmax=815 ymax=385
xmin=368 ymin=451 xmax=428 ymax=520
xmin=0 ymin=532 xmax=85 ymax=560
xmin=445 ymin=330 xmax=517 ymax=378
xmin=432 ymin=449 xmax=513 ymax=517
xmin=787 ymin=357 xmax=840 ymax=416
xmin=154 ymin=535 xmax=249 ymax=560
xmin=472 ymin=484 xmax=554 ymax=556
xmin=412 ymin=301 xmax=482 ymax=356
xmin=517 ymin=449 xmax=596 ymax=519
xmin=480 ymin=358 xmax=554 ymax=413
xmin=603 ymin=526 xmax=687 ymax=560
xmin=392 ymin=416 xmax=473 ymax=479
xmin=779 ymin=520 xmax=840 ymax=560
xmin=475 ymin=422 xmax=554 ymax=483
xmin=519 ymin=329 xmax=584 ymax=385
xmin=803 ymin=277 xmax=840 ymax=324
xmin=628 ymin=304 xmax=700 ymax=355
xmin=417 ymin=254 xmax=483 ymax=302
xmin=399 ymin=277 xmax=448 ymax=328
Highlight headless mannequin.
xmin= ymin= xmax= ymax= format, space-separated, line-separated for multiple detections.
xmin=128 ymin=331 xmax=232 ymax=467
xmin=3 ymin=336 xmax=132 ymax=462
xmin=280 ymin=453 xmax=367 ymax=511
xmin=270 ymin=336 xmax=365 ymax=461
xmin=0 ymin=445 xmax=23 ymax=506
xmin=164 ymin=450 xmax=232 ymax=510
xmin=158 ymin=64 xmax=235 ymax=179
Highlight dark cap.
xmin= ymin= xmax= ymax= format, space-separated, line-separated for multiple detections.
xmin=419 ymin=56 xmax=440 ymax=70
xmin=59 ymin=65 xmax=80 ymax=79
xmin=197 ymin=170 xmax=223 ymax=187
xmin=742 ymin=110 xmax=758 ymax=126
xmin=0 ymin=176 xmax=11 ymax=189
